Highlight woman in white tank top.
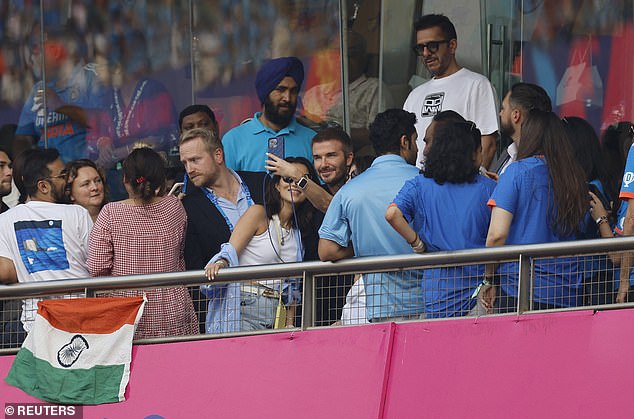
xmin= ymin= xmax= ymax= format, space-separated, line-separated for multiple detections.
xmin=204 ymin=157 xmax=319 ymax=331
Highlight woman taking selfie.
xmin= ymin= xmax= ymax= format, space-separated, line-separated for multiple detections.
xmin=204 ymin=157 xmax=319 ymax=333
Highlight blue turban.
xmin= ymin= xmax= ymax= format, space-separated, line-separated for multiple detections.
xmin=255 ymin=57 xmax=304 ymax=103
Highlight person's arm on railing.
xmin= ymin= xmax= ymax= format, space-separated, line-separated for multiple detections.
xmin=617 ymin=200 xmax=634 ymax=303
xmin=0 ymin=256 xmax=17 ymax=284
xmin=480 ymin=207 xmax=513 ymax=313
xmin=318 ymin=238 xmax=354 ymax=261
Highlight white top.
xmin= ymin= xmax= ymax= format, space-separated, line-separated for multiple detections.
xmin=403 ymin=68 xmax=499 ymax=168
xmin=239 ymin=215 xmax=300 ymax=288
xmin=0 ymin=201 xmax=92 ymax=331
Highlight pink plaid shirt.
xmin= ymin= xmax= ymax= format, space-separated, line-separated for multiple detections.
xmin=88 ymin=195 xmax=198 ymax=338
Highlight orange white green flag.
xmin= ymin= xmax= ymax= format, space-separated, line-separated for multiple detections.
xmin=5 ymin=296 xmax=145 ymax=405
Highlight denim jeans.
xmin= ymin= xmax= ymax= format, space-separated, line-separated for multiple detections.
xmin=240 ymin=289 xmax=278 ymax=331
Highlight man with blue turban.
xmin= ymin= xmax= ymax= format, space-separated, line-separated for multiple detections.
xmin=222 ymin=57 xmax=315 ymax=172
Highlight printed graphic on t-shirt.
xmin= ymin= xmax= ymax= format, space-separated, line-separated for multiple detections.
xmin=14 ymin=220 xmax=69 ymax=274
xmin=421 ymin=92 xmax=445 ymax=117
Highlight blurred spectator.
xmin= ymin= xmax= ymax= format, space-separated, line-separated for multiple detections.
xmin=319 ymin=109 xmax=423 ymax=323
xmin=0 ymin=148 xmax=92 ymax=336
xmin=64 ymin=159 xmax=107 ymax=223
xmin=480 ymin=110 xmax=588 ymax=312
xmin=303 ymin=31 xmax=393 ymax=157
xmin=14 ymin=26 xmax=107 ymax=162
xmin=88 ymin=147 xmax=198 ymax=339
xmin=179 ymin=128 xmax=265 ymax=333
xmin=403 ymin=14 xmax=498 ymax=169
xmin=386 ymin=111 xmax=495 ymax=318
xmin=89 ymin=30 xmax=178 ymax=200
xmin=205 ymin=157 xmax=320 ymax=332
xmin=222 ymin=56 xmax=315 ymax=172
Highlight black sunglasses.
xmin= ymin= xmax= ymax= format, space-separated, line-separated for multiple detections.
xmin=412 ymin=40 xmax=450 ymax=56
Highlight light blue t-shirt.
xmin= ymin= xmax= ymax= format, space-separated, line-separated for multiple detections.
xmin=393 ymin=174 xmax=496 ymax=317
xmin=221 ymin=112 xmax=315 ymax=172
xmin=319 ymin=154 xmax=423 ymax=321
xmin=488 ymin=156 xmax=583 ymax=308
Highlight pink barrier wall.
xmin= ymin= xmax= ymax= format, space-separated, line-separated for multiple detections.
xmin=2 ymin=309 xmax=634 ymax=418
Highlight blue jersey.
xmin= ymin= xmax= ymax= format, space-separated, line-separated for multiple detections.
xmin=488 ymin=157 xmax=583 ymax=307
xmin=16 ymin=64 xmax=107 ymax=162
xmin=393 ymin=174 xmax=496 ymax=317
xmin=222 ymin=112 xmax=314 ymax=172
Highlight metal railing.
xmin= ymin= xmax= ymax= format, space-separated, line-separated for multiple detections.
xmin=2 ymin=236 xmax=634 ymax=353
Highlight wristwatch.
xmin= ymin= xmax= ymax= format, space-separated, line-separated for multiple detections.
xmin=296 ymin=176 xmax=309 ymax=190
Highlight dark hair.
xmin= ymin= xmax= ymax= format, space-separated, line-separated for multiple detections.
xmin=65 ymin=159 xmax=109 ymax=205
xmin=518 ymin=110 xmax=587 ymax=236
xmin=414 ymin=14 xmax=457 ymax=40
xmin=369 ymin=109 xmax=416 ymax=155
xmin=0 ymin=124 xmax=16 ymax=159
xmin=562 ymin=116 xmax=606 ymax=182
xmin=424 ymin=121 xmax=480 ymax=184
xmin=122 ymin=147 xmax=166 ymax=203
xmin=312 ymin=126 xmax=353 ymax=153
xmin=601 ymin=121 xmax=634 ymax=216
xmin=265 ymin=156 xmax=319 ymax=240
xmin=178 ymin=104 xmax=217 ymax=132
xmin=508 ymin=82 xmax=552 ymax=113
xmin=13 ymin=148 xmax=60 ymax=202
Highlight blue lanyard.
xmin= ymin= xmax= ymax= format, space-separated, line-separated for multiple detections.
xmin=202 ymin=180 xmax=254 ymax=232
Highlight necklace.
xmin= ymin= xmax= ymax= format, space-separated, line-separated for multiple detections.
xmin=274 ymin=215 xmax=291 ymax=246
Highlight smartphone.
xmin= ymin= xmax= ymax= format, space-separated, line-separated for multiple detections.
xmin=169 ymin=182 xmax=184 ymax=196
xmin=588 ymin=183 xmax=610 ymax=210
xmin=268 ymin=137 xmax=285 ymax=159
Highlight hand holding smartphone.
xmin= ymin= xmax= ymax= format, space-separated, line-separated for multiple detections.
xmin=268 ymin=137 xmax=285 ymax=159
xmin=169 ymin=182 xmax=184 ymax=196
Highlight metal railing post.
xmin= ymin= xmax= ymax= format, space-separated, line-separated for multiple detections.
xmin=517 ymin=253 xmax=531 ymax=313
xmin=301 ymin=271 xmax=314 ymax=330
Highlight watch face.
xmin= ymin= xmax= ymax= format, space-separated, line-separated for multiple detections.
xmin=297 ymin=177 xmax=308 ymax=189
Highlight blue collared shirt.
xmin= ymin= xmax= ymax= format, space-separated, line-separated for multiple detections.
xmin=199 ymin=171 xmax=255 ymax=334
xmin=221 ymin=112 xmax=315 ymax=172
xmin=319 ymin=154 xmax=424 ymax=321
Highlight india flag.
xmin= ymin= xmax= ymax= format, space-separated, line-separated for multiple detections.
xmin=5 ymin=296 xmax=145 ymax=405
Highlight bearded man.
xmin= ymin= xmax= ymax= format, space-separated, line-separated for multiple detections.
xmin=221 ymin=57 xmax=315 ymax=172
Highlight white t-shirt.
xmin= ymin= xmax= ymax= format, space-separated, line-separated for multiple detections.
xmin=0 ymin=201 xmax=93 ymax=331
xmin=403 ymin=68 xmax=499 ymax=168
